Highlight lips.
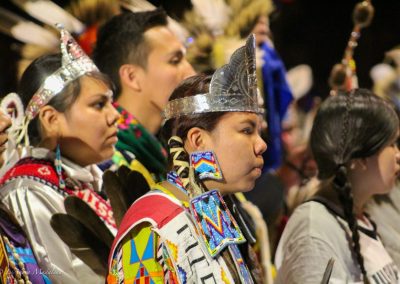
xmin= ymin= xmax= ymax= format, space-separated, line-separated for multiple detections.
xmin=107 ymin=131 xmax=118 ymax=144
xmin=252 ymin=162 xmax=264 ymax=177
xmin=255 ymin=160 xmax=264 ymax=171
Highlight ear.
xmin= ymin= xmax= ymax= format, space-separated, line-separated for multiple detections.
xmin=119 ymin=64 xmax=143 ymax=92
xmin=185 ymin=127 xmax=212 ymax=152
xmin=351 ymin=158 xmax=368 ymax=171
xmin=38 ymin=105 xmax=63 ymax=138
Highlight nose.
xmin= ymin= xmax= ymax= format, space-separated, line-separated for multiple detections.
xmin=396 ymin=149 xmax=400 ymax=164
xmin=107 ymin=103 xmax=120 ymax=127
xmin=255 ymin=134 xmax=267 ymax=156
xmin=181 ymin=59 xmax=196 ymax=80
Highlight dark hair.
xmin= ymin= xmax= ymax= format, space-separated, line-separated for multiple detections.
xmin=93 ymin=9 xmax=168 ymax=97
xmin=310 ymin=88 xmax=399 ymax=282
xmin=19 ymin=53 xmax=113 ymax=146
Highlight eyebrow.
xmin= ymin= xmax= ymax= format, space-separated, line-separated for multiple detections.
xmin=91 ymin=90 xmax=113 ymax=100
xmin=239 ymin=119 xmax=257 ymax=128
xmin=167 ymin=48 xmax=186 ymax=57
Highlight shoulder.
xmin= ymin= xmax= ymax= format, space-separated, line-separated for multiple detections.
xmin=276 ymin=201 xmax=350 ymax=261
xmin=119 ymin=190 xmax=184 ymax=234
xmin=109 ymin=190 xmax=184 ymax=266
xmin=278 ymin=201 xmax=346 ymax=255
xmin=0 ymin=157 xmax=58 ymax=187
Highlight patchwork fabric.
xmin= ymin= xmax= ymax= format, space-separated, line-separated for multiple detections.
xmin=121 ymin=226 xmax=164 ymax=284
xmin=109 ymin=191 xmax=255 ymax=283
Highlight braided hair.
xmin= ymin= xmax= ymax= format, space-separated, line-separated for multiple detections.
xmin=310 ymin=88 xmax=399 ymax=283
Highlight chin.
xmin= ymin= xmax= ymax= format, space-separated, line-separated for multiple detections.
xmin=101 ymin=147 xmax=115 ymax=160
xmin=239 ymin=181 xmax=255 ymax=193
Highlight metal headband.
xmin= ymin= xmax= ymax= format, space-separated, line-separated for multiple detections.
xmin=163 ymin=34 xmax=263 ymax=121
xmin=25 ymin=24 xmax=98 ymax=120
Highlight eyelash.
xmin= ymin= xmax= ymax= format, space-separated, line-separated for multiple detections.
xmin=242 ymin=127 xmax=254 ymax=135
xmin=169 ymin=56 xmax=183 ymax=65
xmin=93 ymin=100 xmax=107 ymax=110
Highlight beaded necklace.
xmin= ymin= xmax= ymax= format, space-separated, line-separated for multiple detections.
xmin=3 ymin=235 xmax=32 ymax=284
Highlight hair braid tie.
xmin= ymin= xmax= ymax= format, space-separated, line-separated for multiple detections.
xmin=168 ymin=136 xmax=190 ymax=188
xmin=168 ymin=136 xmax=204 ymax=197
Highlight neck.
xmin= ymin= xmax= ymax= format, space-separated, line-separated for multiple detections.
xmin=352 ymin=191 xmax=369 ymax=217
xmin=38 ymin=138 xmax=57 ymax=152
xmin=203 ymin=180 xmax=228 ymax=195
xmin=348 ymin=173 xmax=371 ymax=216
xmin=320 ymin=181 xmax=368 ymax=217
xmin=117 ymin=90 xmax=162 ymax=135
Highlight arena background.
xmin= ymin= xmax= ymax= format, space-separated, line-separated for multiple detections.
xmin=0 ymin=0 xmax=399 ymax=99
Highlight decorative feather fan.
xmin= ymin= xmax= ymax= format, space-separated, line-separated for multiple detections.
xmin=102 ymin=166 xmax=150 ymax=227
xmin=191 ymin=0 xmax=231 ymax=36
xmin=182 ymin=0 xmax=273 ymax=73
xmin=11 ymin=0 xmax=84 ymax=33
xmin=121 ymin=0 xmax=189 ymax=44
xmin=1 ymin=0 xmax=189 ymax=77
xmin=0 ymin=7 xmax=58 ymax=48
xmin=50 ymin=213 xmax=109 ymax=275
xmin=0 ymin=0 xmax=121 ymax=76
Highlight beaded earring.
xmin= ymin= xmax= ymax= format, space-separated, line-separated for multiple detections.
xmin=55 ymin=144 xmax=65 ymax=189
xmin=190 ymin=151 xmax=223 ymax=181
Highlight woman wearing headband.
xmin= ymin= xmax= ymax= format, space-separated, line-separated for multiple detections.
xmin=107 ymin=35 xmax=269 ymax=284
xmin=0 ymin=27 xmax=119 ymax=283
xmin=275 ymin=89 xmax=400 ymax=283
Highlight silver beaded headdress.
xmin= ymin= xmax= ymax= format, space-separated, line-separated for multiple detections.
xmin=14 ymin=24 xmax=98 ymax=146
xmin=25 ymin=24 xmax=99 ymax=120
xmin=163 ymin=34 xmax=263 ymax=121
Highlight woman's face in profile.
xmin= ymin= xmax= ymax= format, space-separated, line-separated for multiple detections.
xmin=362 ymin=135 xmax=400 ymax=196
xmin=56 ymin=76 xmax=120 ymax=166
xmin=202 ymin=112 xmax=267 ymax=194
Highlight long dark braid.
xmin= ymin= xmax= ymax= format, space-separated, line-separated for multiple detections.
xmin=335 ymin=92 xmax=369 ymax=283
xmin=311 ymin=88 xmax=399 ymax=284
xmin=333 ymin=166 xmax=369 ymax=283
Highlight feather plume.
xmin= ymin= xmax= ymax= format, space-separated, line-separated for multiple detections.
xmin=191 ymin=0 xmax=231 ymax=36
xmin=120 ymin=0 xmax=188 ymax=43
xmin=11 ymin=0 xmax=84 ymax=33
xmin=183 ymin=0 xmax=274 ymax=73
xmin=68 ymin=0 xmax=120 ymax=27
xmin=0 ymin=7 xmax=58 ymax=47
xmin=120 ymin=0 xmax=156 ymax=12
xmin=225 ymin=0 xmax=273 ymax=37
xmin=63 ymin=196 xmax=114 ymax=247
xmin=102 ymin=167 xmax=151 ymax=227
xmin=50 ymin=213 xmax=108 ymax=275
